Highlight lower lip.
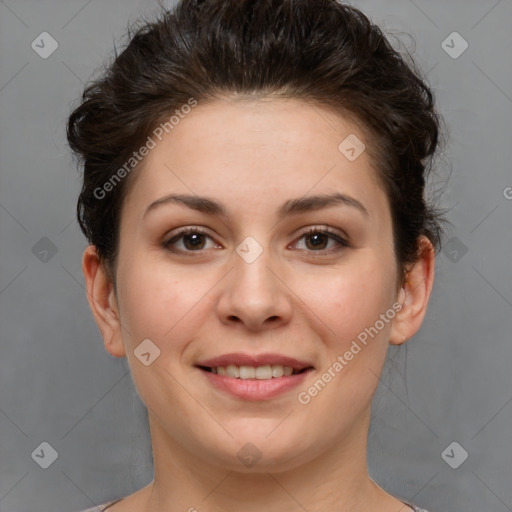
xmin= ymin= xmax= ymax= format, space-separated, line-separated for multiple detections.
xmin=198 ymin=368 xmax=313 ymax=400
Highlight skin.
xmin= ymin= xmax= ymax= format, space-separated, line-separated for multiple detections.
xmin=82 ymin=97 xmax=435 ymax=512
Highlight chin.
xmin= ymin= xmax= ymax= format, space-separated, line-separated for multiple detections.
xmin=200 ymin=432 xmax=314 ymax=474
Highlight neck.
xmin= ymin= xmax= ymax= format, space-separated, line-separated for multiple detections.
xmin=140 ymin=407 xmax=389 ymax=512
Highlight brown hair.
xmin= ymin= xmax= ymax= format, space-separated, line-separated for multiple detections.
xmin=67 ymin=0 xmax=449 ymax=285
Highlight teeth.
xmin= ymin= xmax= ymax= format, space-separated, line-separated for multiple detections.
xmin=272 ymin=365 xmax=284 ymax=378
xmin=255 ymin=365 xmax=272 ymax=379
xmin=239 ymin=366 xmax=256 ymax=379
xmin=226 ymin=364 xmax=239 ymax=378
xmin=210 ymin=364 xmax=299 ymax=380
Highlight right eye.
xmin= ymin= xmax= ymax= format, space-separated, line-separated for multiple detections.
xmin=162 ymin=227 xmax=221 ymax=253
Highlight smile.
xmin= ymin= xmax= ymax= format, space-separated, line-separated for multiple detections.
xmin=195 ymin=353 xmax=315 ymax=400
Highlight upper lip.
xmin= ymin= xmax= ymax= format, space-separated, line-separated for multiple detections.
xmin=196 ymin=353 xmax=314 ymax=371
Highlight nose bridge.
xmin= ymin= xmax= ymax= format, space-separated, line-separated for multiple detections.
xmin=235 ymin=243 xmax=274 ymax=295
xmin=218 ymin=234 xmax=291 ymax=329
xmin=233 ymin=235 xmax=278 ymax=304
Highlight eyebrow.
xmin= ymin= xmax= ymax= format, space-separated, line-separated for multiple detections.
xmin=143 ymin=192 xmax=370 ymax=220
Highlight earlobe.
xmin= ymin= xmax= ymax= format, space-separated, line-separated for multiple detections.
xmin=389 ymin=236 xmax=436 ymax=346
xmin=81 ymin=245 xmax=126 ymax=358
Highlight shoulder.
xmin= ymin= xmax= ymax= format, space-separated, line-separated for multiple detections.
xmin=78 ymin=499 xmax=122 ymax=512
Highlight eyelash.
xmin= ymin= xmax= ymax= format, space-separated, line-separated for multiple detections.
xmin=162 ymin=226 xmax=350 ymax=256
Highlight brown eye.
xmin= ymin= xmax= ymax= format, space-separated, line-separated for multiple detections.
xmin=163 ymin=227 xmax=217 ymax=253
xmin=304 ymin=232 xmax=329 ymax=250
xmin=293 ymin=227 xmax=349 ymax=253
xmin=181 ymin=232 xmax=207 ymax=250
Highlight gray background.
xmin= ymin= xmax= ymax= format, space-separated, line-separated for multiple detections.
xmin=0 ymin=0 xmax=511 ymax=511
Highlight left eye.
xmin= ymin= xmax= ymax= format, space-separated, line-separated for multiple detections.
xmin=293 ymin=228 xmax=349 ymax=252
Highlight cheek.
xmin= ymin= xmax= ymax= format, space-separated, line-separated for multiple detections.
xmin=295 ymin=267 xmax=395 ymax=423
xmin=115 ymin=265 xmax=203 ymax=407
xmin=296 ymin=256 xmax=395 ymax=347
xmin=116 ymin=261 xmax=200 ymax=346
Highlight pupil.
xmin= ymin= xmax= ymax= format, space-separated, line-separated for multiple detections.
xmin=307 ymin=233 xmax=327 ymax=250
xmin=185 ymin=233 xmax=204 ymax=249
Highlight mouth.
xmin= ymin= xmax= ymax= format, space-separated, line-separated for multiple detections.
xmin=195 ymin=353 xmax=314 ymax=400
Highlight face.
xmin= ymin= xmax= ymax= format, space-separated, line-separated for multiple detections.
xmin=92 ymin=97 xmax=414 ymax=472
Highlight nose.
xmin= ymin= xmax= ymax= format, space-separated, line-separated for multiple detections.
xmin=215 ymin=242 xmax=293 ymax=332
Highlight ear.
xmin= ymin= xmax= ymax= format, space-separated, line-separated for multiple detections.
xmin=389 ymin=236 xmax=436 ymax=345
xmin=82 ymin=245 xmax=126 ymax=358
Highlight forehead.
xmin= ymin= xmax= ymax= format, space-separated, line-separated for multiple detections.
xmin=122 ymin=97 xmax=389 ymax=222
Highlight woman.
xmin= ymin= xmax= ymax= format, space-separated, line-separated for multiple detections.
xmin=68 ymin=0 xmax=446 ymax=510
